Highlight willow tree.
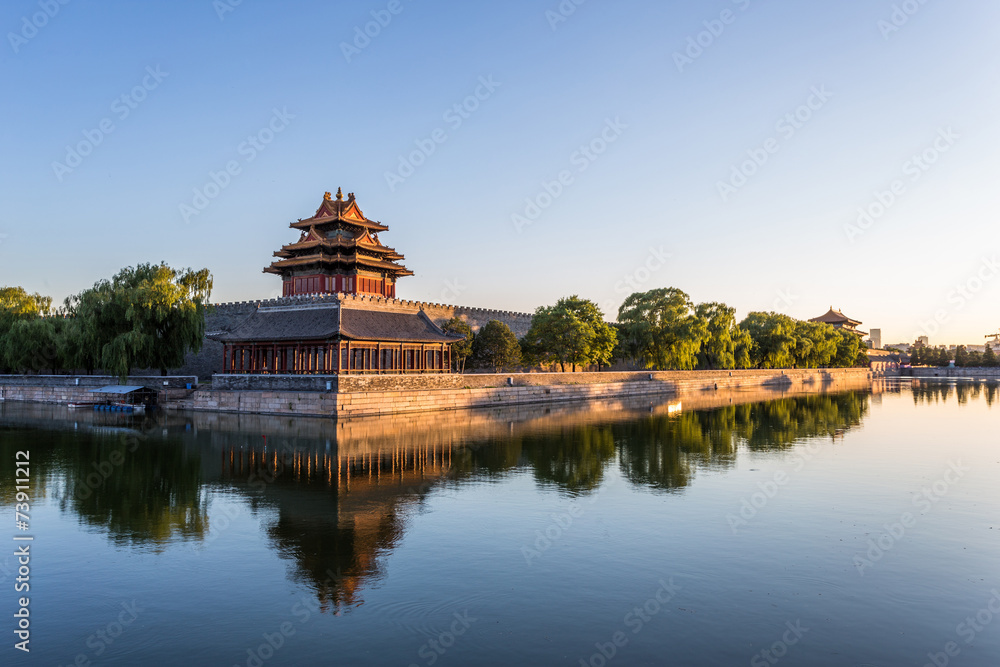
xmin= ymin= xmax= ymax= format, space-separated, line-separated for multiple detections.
xmin=617 ymin=288 xmax=707 ymax=370
xmin=739 ymin=312 xmax=798 ymax=369
xmin=0 ymin=286 xmax=53 ymax=372
xmin=68 ymin=263 xmax=213 ymax=380
xmin=695 ymin=302 xmax=751 ymax=370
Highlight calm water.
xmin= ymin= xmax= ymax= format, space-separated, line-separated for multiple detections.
xmin=1 ymin=380 xmax=998 ymax=666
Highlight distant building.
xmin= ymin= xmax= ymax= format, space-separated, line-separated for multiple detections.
xmin=885 ymin=343 xmax=911 ymax=352
xmin=867 ymin=349 xmax=901 ymax=376
xmin=916 ymin=336 xmax=929 ymax=347
xmin=809 ymin=307 xmax=866 ymax=336
xmin=869 ymin=328 xmax=882 ymax=350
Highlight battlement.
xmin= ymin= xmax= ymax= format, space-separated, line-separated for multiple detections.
xmin=209 ymin=293 xmax=534 ymax=323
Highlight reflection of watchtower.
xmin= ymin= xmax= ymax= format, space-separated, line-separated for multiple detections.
xmin=219 ymin=440 xmax=458 ymax=613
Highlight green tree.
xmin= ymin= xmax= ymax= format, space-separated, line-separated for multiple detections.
xmin=472 ymin=320 xmax=521 ymax=373
xmin=954 ymin=345 xmax=969 ymax=367
xmin=739 ymin=312 xmax=797 ymax=369
xmin=68 ymin=263 xmax=213 ymax=381
xmin=792 ymin=321 xmax=840 ymax=368
xmin=0 ymin=286 xmax=51 ymax=318
xmin=0 ymin=287 xmax=54 ymax=372
xmin=983 ymin=344 xmax=998 ymax=367
xmin=618 ymin=288 xmax=707 ymax=370
xmin=522 ymin=296 xmax=617 ymax=372
xmin=441 ymin=317 xmax=474 ymax=373
xmin=695 ymin=302 xmax=751 ymax=370
xmin=2 ymin=318 xmax=59 ymax=373
xmin=832 ymin=329 xmax=867 ymax=368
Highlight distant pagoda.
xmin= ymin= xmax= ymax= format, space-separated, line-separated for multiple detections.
xmin=809 ymin=307 xmax=867 ymax=336
xmin=265 ymin=188 xmax=413 ymax=298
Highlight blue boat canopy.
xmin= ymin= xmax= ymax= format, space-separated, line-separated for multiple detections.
xmin=89 ymin=385 xmax=148 ymax=394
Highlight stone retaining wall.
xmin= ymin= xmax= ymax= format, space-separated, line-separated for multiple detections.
xmin=179 ymin=368 xmax=872 ymax=418
xmin=910 ymin=367 xmax=1000 ymax=378
xmin=0 ymin=375 xmax=197 ymax=389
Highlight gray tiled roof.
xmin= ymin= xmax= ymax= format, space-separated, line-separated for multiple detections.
xmin=213 ymin=305 xmax=460 ymax=344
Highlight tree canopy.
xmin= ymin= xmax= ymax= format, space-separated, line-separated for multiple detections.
xmin=66 ymin=263 xmax=213 ymax=380
xmin=441 ymin=317 xmax=474 ymax=373
xmin=617 ymin=288 xmax=708 ymax=370
xmin=0 ymin=264 xmax=212 ymax=379
xmin=472 ymin=320 xmax=521 ymax=373
xmin=521 ymin=296 xmax=617 ymax=371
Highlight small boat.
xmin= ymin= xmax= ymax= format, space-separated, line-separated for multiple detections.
xmin=68 ymin=402 xmax=103 ymax=409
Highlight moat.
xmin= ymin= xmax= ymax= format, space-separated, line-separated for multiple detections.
xmin=2 ymin=380 xmax=998 ymax=666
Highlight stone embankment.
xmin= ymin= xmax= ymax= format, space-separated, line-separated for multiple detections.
xmin=176 ymin=368 xmax=873 ymax=419
xmin=0 ymin=375 xmax=197 ymax=405
xmin=909 ymin=367 xmax=1000 ymax=379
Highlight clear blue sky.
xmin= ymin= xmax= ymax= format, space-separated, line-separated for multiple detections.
xmin=1 ymin=0 xmax=998 ymax=346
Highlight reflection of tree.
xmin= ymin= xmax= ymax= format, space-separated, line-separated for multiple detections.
xmin=913 ymin=383 xmax=953 ymax=405
xmin=617 ymin=392 xmax=869 ymax=492
xmin=737 ymin=393 xmax=867 ymax=451
xmin=0 ymin=427 xmax=64 ymax=506
xmin=912 ymin=381 xmax=997 ymax=408
xmin=521 ymin=425 xmax=616 ymax=494
xmin=62 ymin=434 xmax=207 ymax=548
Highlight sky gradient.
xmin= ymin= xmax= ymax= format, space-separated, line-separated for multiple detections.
xmin=1 ymin=0 xmax=998 ymax=346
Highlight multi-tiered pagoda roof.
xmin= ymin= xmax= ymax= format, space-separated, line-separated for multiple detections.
xmin=265 ymin=189 xmax=412 ymax=298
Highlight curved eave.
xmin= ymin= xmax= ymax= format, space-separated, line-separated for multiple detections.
xmin=290 ymin=216 xmax=389 ymax=233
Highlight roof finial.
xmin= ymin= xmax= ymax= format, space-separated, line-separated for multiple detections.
xmin=348 ymin=192 xmax=355 ymax=201
xmin=336 ymin=187 xmax=343 ymax=201
xmin=323 ymin=191 xmax=332 ymax=201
